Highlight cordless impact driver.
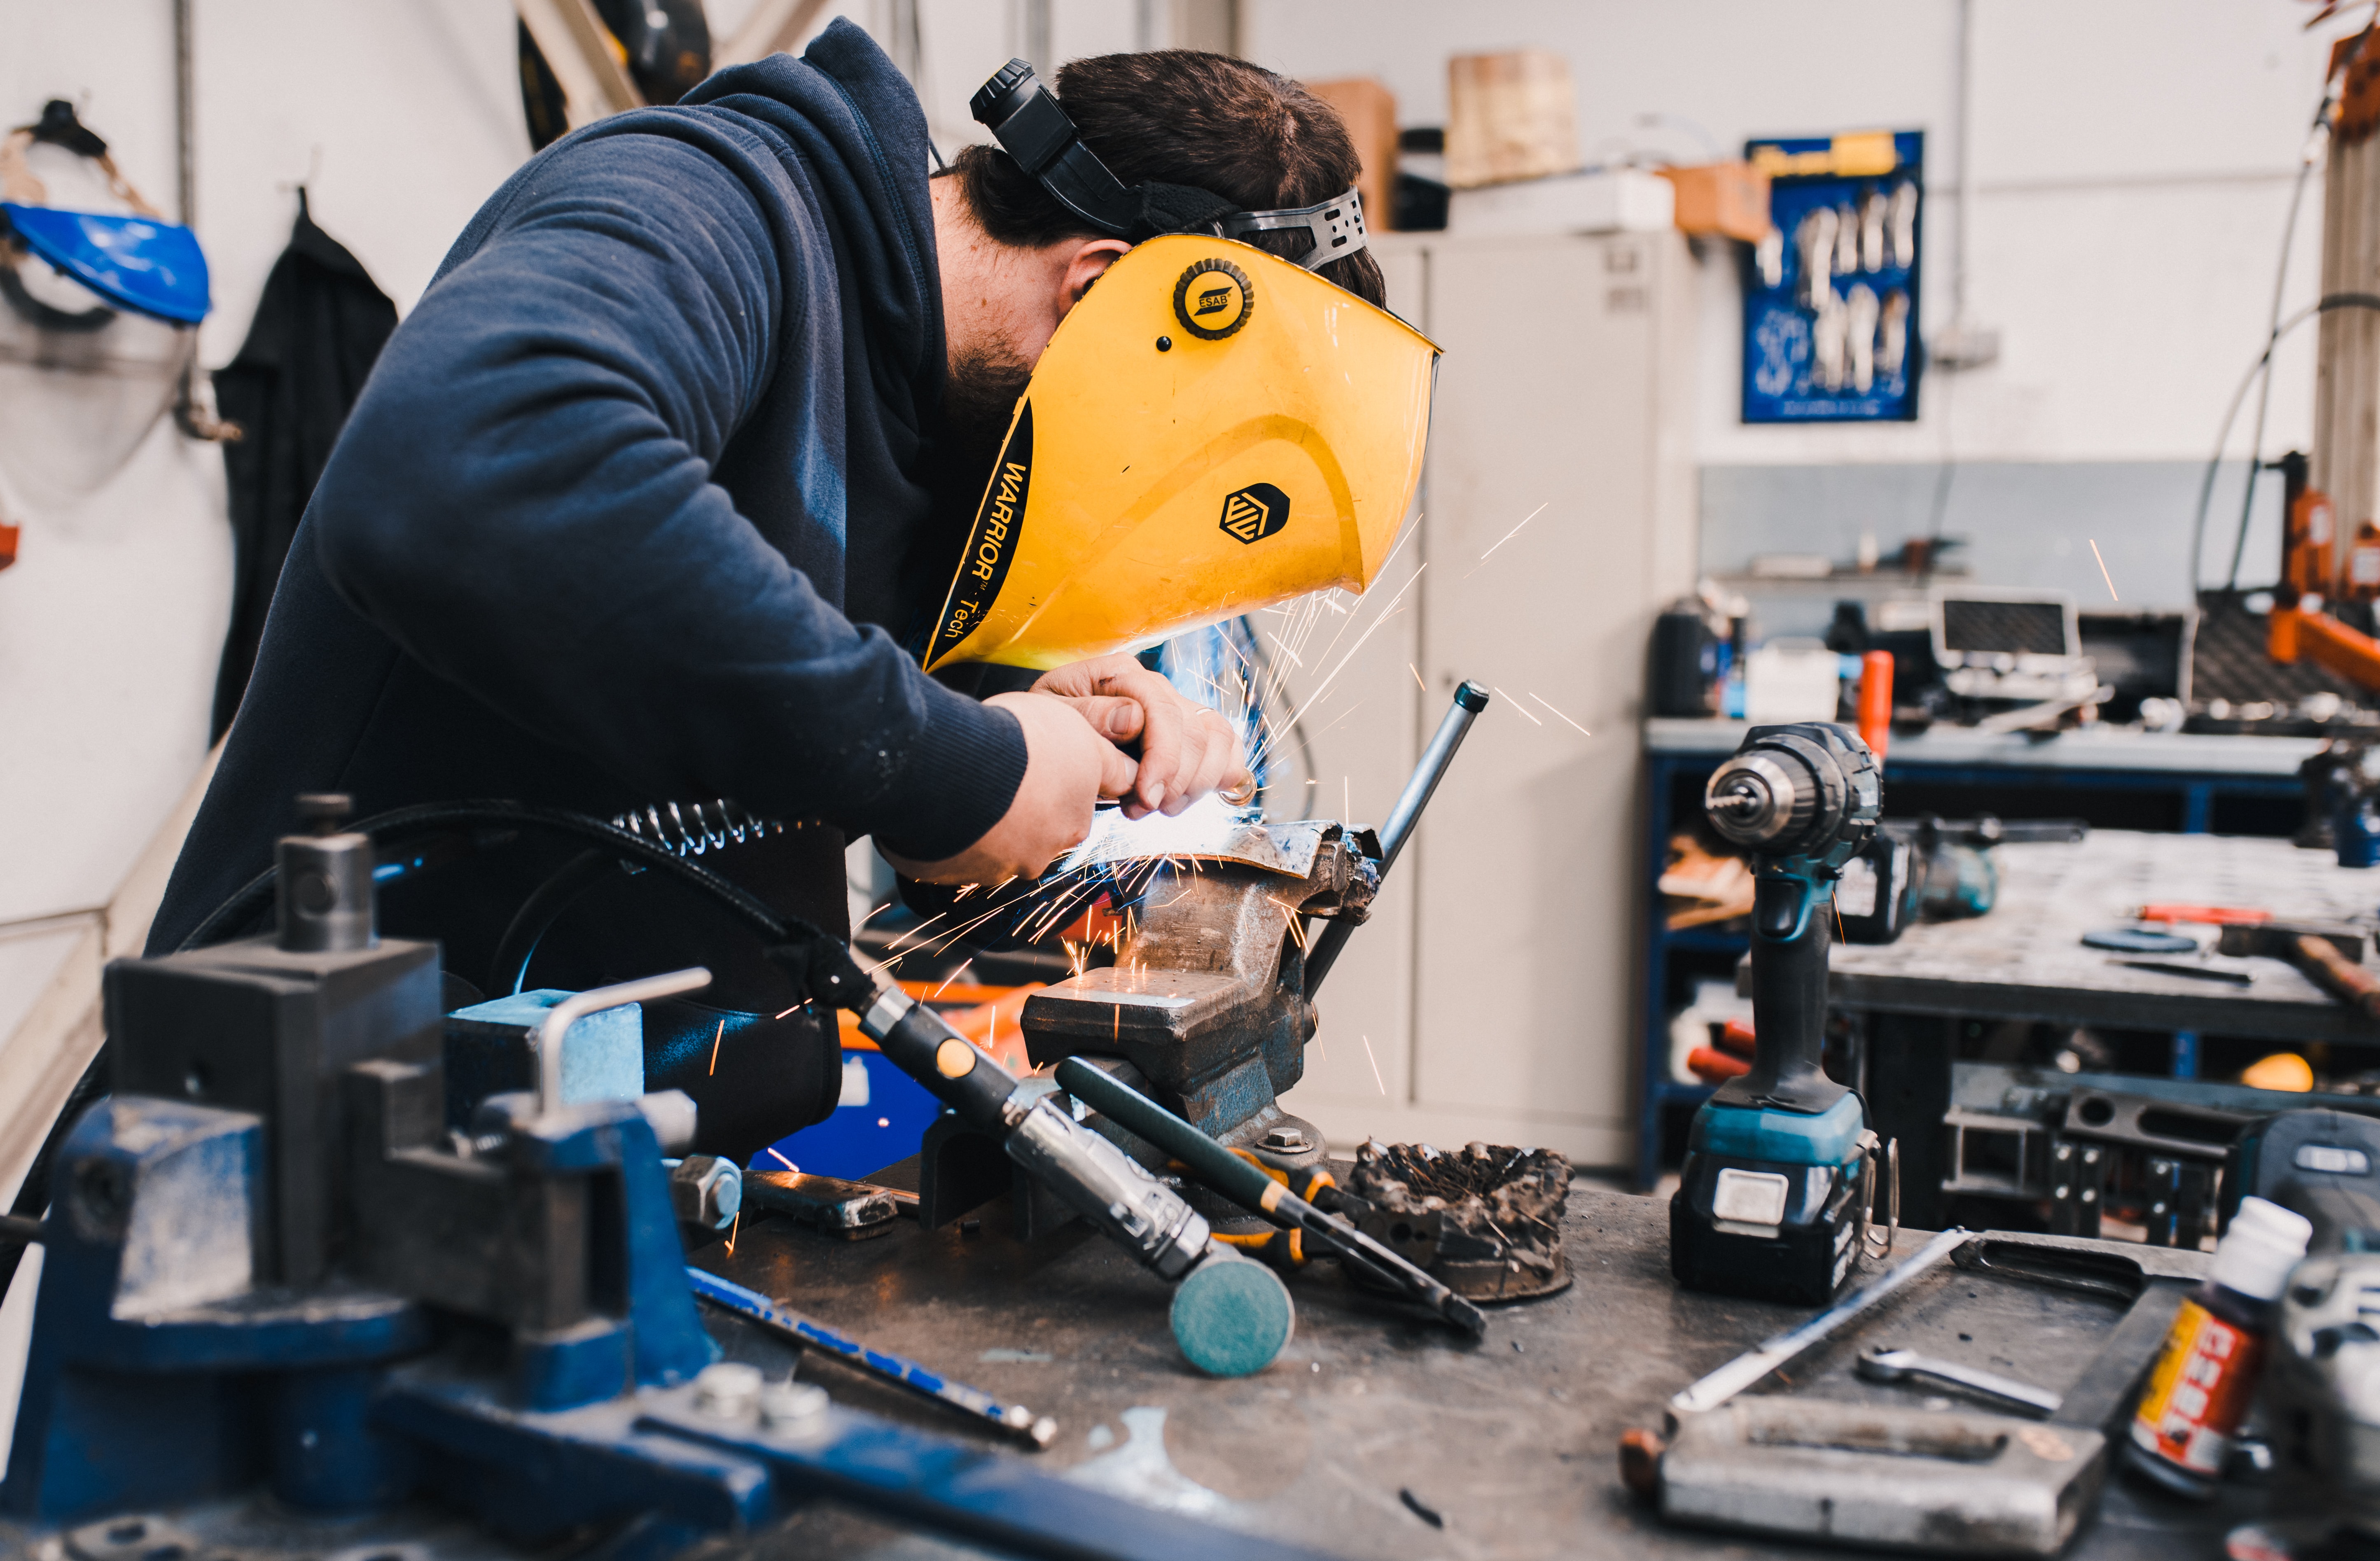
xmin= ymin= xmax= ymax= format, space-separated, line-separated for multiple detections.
xmin=1671 ymin=722 xmax=1885 ymax=1305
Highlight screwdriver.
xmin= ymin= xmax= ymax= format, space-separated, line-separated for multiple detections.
xmin=1053 ymin=1056 xmax=1488 ymax=1339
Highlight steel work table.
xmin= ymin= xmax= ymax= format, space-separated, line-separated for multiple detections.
xmin=1830 ymin=829 xmax=2380 ymax=1229
xmin=1831 ymin=828 xmax=2380 ymax=1042
xmin=691 ymin=1186 xmax=2245 ymax=1560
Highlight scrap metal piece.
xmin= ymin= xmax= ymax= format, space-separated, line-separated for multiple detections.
xmin=745 ymin=1170 xmax=903 ymax=1240
xmin=1053 ymin=806 xmax=1373 ymax=883
xmin=1658 ymin=1398 xmax=2102 ymax=1556
xmin=1344 ymin=1140 xmax=1572 ymax=1301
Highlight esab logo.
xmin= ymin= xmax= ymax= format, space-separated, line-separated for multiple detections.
xmin=1173 ymin=258 xmax=1253 ymax=341
xmin=1218 ymin=483 xmax=1289 ymax=545
xmin=926 ymin=402 xmax=1032 ymax=666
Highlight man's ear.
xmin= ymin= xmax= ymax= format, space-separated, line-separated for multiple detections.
xmin=1056 ymin=237 xmax=1133 ymax=319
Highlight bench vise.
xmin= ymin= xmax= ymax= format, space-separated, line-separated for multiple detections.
xmin=916 ymin=684 xmax=1490 ymax=1233
xmin=0 ymin=801 xmax=1330 ymax=1561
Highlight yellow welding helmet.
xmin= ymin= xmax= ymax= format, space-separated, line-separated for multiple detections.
xmin=920 ymin=232 xmax=1439 ymax=672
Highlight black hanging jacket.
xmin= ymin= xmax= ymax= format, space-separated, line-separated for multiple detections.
xmin=209 ymin=193 xmax=398 ymax=742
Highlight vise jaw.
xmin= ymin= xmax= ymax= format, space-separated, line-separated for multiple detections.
xmin=1020 ymin=816 xmax=1376 ymax=1154
xmin=915 ymin=815 xmax=1376 ymax=1233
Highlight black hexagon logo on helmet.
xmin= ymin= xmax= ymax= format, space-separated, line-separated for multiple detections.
xmin=1218 ymin=483 xmax=1290 ymax=544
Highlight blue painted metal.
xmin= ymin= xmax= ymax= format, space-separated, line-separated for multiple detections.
xmin=760 ymin=1048 xmax=954 ymax=1179
xmin=444 ymin=989 xmax=645 ymax=1129
xmin=266 ymin=1365 xmax=416 ymax=1511
xmin=2172 ymin=1031 xmax=2201 ymax=1080
xmin=2182 ymin=783 xmax=2214 ymax=835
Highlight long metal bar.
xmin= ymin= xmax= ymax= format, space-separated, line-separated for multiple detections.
xmin=688 ymin=1267 xmax=1056 ymax=1449
xmin=1668 ymin=1226 xmax=1970 ymax=1416
xmin=1302 ymin=681 xmax=1489 ymax=995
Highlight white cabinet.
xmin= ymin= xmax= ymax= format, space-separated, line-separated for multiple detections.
xmin=1276 ymin=230 xmax=1698 ymax=1168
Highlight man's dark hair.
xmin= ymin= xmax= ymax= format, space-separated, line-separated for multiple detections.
xmin=946 ymin=50 xmax=1386 ymax=308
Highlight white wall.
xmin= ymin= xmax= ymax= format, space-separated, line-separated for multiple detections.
xmin=1240 ymin=0 xmax=2357 ymax=473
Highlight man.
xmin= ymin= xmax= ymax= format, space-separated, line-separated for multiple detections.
xmin=147 ymin=23 xmax=1385 ymax=1162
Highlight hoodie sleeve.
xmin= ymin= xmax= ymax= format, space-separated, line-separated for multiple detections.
xmin=306 ymin=124 xmax=1023 ymax=862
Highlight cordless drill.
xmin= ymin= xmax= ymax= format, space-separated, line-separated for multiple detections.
xmin=1671 ymin=722 xmax=1883 ymax=1305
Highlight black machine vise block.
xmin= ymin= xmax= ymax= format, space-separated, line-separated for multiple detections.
xmin=103 ymin=933 xmax=441 ymax=1288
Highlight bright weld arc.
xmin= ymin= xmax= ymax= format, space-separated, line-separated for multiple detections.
xmin=767 ymin=1146 xmax=797 ymax=1172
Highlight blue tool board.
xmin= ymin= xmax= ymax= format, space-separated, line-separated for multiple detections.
xmin=1742 ymin=130 xmax=1925 ymax=424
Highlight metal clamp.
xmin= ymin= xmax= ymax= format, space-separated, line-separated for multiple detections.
xmin=534 ymin=968 xmax=710 ymax=1115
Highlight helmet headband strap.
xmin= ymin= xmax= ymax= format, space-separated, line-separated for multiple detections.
xmin=969 ymin=59 xmax=1368 ymax=272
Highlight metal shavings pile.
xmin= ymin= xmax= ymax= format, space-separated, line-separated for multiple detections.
xmin=1348 ymin=1140 xmax=1572 ymax=1297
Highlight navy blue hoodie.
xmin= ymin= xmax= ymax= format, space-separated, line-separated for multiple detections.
xmin=146 ymin=24 xmax=1023 ymax=1157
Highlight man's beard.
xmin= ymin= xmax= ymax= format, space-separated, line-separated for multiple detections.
xmin=938 ymin=343 xmax=1034 ymax=504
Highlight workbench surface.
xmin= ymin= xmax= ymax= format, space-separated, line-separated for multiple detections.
xmin=691 ymin=1187 xmax=2249 ymax=1560
xmin=1828 ymin=828 xmax=2380 ymax=1041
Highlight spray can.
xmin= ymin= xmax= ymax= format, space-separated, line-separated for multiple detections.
xmin=2122 ymin=1196 xmax=2313 ymax=1498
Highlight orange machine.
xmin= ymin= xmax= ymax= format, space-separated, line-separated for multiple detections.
xmin=2269 ymin=452 xmax=2380 ymax=690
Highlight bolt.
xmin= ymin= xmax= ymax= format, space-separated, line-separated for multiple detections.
xmin=1261 ymin=1126 xmax=1311 ymax=1153
xmin=759 ymin=1377 xmax=828 ymax=1431
xmin=694 ymin=1362 xmax=763 ymax=1421
xmin=670 ymin=1155 xmax=742 ymax=1230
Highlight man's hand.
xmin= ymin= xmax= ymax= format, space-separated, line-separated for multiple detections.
xmin=881 ymin=691 xmax=1135 ymax=884
xmin=1032 ymin=653 xmax=1252 ymax=819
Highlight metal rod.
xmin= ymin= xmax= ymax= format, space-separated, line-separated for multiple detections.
xmin=688 ymin=1267 xmax=1056 ymax=1449
xmin=1668 ymin=1226 xmax=1970 ymax=1417
xmin=1303 ymin=681 xmax=1489 ymax=996
xmin=534 ymin=967 xmax=709 ymax=1113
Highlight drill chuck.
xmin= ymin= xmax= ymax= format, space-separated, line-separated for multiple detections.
xmin=1703 ymin=725 xmax=1880 ymax=868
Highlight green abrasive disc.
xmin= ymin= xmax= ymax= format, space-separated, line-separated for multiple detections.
xmin=1169 ymin=1254 xmax=1295 ymax=1377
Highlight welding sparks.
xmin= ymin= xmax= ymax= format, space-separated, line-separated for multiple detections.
xmin=1362 ymin=1034 xmax=1387 ymax=1096
xmin=1496 ymin=687 xmax=1543 ymax=725
xmin=2088 ymin=539 xmax=2119 ymax=602
xmin=930 ymin=959 xmax=975 ymax=999
xmin=767 ymin=1146 xmax=797 ymax=1172
xmin=1409 ymin=662 xmax=1427 ymax=693
xmin=1477 ymin=502 xmax=1549 ymax=562
xmin=855 ymin=901 xmax=893 ymax=934
xmin=708 ymin=1018 xmax=726 ymax=1076
xmin=724 ymin=1211 xmax=741 ymax=1253
xmin=1528 ymin=693 xmax=1593 ymax=737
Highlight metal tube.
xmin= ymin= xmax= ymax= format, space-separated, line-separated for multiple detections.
xmin=1303 ymin=681 xmax=1490 ymax=995
xmin=534 ymin=967 xmax=710 ymax=1114
xmin=1668 ymin=1227 xmax=1970 ymax=1417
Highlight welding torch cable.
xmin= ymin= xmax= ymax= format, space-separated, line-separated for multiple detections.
xmin=1052 ymin=1057 xmax=1488 ymax=1339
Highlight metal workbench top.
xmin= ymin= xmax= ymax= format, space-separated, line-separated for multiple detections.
xmin=1643 ymin=718 xmax=2324 ymax=775
xmin=691 ymin=1187 xmax=2240 ymax=1560
xmin=1829 ymin=829 xmax=2380 ymax=1043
